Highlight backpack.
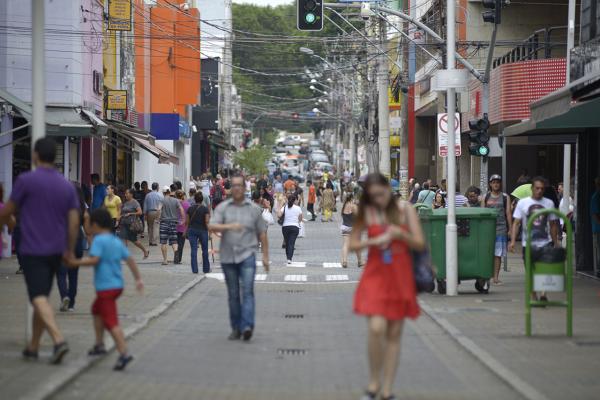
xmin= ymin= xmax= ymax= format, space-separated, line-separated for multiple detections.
xmin=212 ymin=184 xmax=223 ymax=205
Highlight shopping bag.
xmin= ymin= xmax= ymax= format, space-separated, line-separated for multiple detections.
xmin=298 ymin=221 xmax=306 ymax=238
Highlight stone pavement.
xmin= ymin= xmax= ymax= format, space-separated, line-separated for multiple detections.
xmin=419 ymin=253 xmax=600 ymax=400
xmin=0 ymin=235 xmax=204 ymax=400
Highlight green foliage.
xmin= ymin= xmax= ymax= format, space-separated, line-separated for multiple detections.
xmin=232 ymin=2 xmax=348 ymax=133
xmin=234 ymin=146 xmax=272 ymax=175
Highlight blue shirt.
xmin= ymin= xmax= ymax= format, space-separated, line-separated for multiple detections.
xmin=89 ymin=233 xmax=130 ymax=291
xmin=144 ymin=191 xmax=163 ymax=212
xmin=591 ymin=191 xmax=600 ymax=233
xmin=91 ymin=183 xmax=106 ymax=210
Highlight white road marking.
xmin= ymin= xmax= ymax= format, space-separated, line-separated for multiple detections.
xmin=287 ymin=262 xmax=307 ymax=268
xmin=284 ymin=274 xmax=307 ymax=282
xmin=205 ymin=272 xmax=224 ymax=281
xmin=323 ymin=262 xmax=342 ymax=268
xmin=326 ymin=274 xmax=349 ymax=281
xmin=255 ymin=274 xmax=268 ymax=281
xmin=256 ymin=261 xmax=263 ymax=267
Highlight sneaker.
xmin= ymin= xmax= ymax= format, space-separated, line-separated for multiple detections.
xmin=50 ymin=342 xmax=69 ymax=365
xmin=60 ymin=297 xmax=70 ymax=312
xmin=113 ymin=354 xmax=134 ymax=371
xmin=16 ymin=267 xmax=23 ymax=274
xmin=242 ymin=328 xmax=253 ymax=342
xmin=286 ymin=260 xmax=292 ymax=265
xmin=88 ymin=344 xmax=107 ymax=356
xmin=68 ymin=307 xmax=75 ymax=312
xmin=22 ymin=348 xmax=39 ymax=361
xmin=228 ymin=330 xmax=241 ymax=340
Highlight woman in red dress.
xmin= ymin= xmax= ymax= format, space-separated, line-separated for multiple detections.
xmin=349 ymin=173 xmax=425 ymax=400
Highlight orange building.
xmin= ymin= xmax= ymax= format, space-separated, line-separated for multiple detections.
xmin=134 ymin=0 xmax=201 ymax=139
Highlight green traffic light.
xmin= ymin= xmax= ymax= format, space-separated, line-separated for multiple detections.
xmin=478 ymin=146 xmax=490 ymax=156
xmin=305 ymin=13 xmax=316 ymax=24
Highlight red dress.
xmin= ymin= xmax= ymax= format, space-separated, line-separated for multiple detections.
xmin=353 ymin=224 xmax=420 ymax=320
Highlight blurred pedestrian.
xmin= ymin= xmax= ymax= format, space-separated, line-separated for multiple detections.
xmin=0 ymin=138 xmax=80 ymax=364
xmin=103 ymin=185 xmax=121 ymax=232
xmin=432 ymin=192 xmax=446 ymax=209
xmin=322 ymin=181 xmax=336 ymax=222
xmin=143 ymin=183 xmax=163 ymax=246
xmin=187 ymin=192 xmax=211 ymax=274
xmin=466 ymin=186 xmax=482 ymax=207
xmin=307 ymin=180 xmax=317 ymax=221
xmin=483 ymin=175 xmax=512 ymax=284
xmin=67 ymin=208 xmax=144 ymax=371
xmin=278 ymin=194 xmax=302 ymax=264
xmin=119 ymin=189 xmax=149 ymax=259
xmin=174 ymin=190 xmax=190 ymax=264
xmin=349 ymin=173 xmax=424 ymax=400
xmin=57 ymin=184 xmax=89 ymax=312
xmin=158 ymin=186 xmax=184 ymax=265
xmin=340 ymin=193 xmax=363 ymax=268
xmin=209 ymin=175 xmax=270 ymax=341
xmin=416 ymin=182 xmax=435 ymax=206
xmin=90 ymin=173 xmax=106 ymax=210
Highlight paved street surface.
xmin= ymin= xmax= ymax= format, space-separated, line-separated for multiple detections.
xmin=2 ymin=209 xmax=600 ymax=399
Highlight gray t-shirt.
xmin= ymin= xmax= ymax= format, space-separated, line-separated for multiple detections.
xmin=121 ymin=199 xmax=140 ymax=225
xmin=484 ymin=192 xmax=507 ymax=236
xmin=210 ymin=198 xmax=267 ymax=264
xmin=160 ymin=196 xmax=181 ymax=222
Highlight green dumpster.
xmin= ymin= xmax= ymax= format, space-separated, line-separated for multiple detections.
xmin=418 ymin=207 xmax=498 ymax=294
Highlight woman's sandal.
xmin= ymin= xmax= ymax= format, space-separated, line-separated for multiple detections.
xmin=143 ymin=250 xmax=150 ymax=260
xmin=360 ymin=390 xmax=378 ymax=400
xmin=342 ymin=262 xmax=348 ymax=268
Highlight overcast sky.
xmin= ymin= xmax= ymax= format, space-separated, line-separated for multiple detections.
xmin=233 ymin=0 xmax=293 ymax=6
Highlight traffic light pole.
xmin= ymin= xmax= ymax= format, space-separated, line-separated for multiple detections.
xmin=480 ymin=24 xmax=498 ymax=190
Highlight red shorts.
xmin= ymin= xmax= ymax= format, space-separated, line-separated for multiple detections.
xmin=91 ymin=289 xmax=123 ymax=330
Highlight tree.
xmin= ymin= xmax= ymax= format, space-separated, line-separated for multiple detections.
xmin=234 ymin=146 xmax=272 ymax=176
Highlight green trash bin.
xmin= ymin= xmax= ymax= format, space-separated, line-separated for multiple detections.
xmin=418 ymin=207 xmax=498 ymax=294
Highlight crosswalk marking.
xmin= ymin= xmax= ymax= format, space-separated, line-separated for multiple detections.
xmin=256 ymin=261 xmax=263 ymax=267
xmin=286 ymin=261 xmax=307 ymax=268
xmin=255 ymin=274 xmax=267 ymax=281
xmin=325 ymin=275 xmax=349 ymax=281
xmin=284 ymin=274 xmax=307 ymax=282
xmin=323 ymin=262 xmax=342 ymax=268
xmin=206 ymin=272 xmax=225 ymax=281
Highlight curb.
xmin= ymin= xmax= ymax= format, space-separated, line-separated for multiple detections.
xmin=23 ymin=275 xmax=206 ymax=400
xmin=419 ymin=299 xmax=549 ymax=400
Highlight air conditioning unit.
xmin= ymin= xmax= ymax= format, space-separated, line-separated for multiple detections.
xmin=92 ymin=70 xmax=103 ymax=95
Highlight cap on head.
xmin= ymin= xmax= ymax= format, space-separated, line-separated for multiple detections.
xmin=489 ymin=174 xmax=502 ymax=182
xmin=163 ymin=185 xmax=170 ymax=193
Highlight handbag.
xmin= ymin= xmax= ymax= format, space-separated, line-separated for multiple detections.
xmin=277 ymin=206 xmax=286 ymax=226
xmin=412 ymin=248 xmax=435 ymax=293
xmin=262 ymin=209 xmax=275 ymax=225
xmin=130 ymin=217 xmax=143 ymax=234
xmin=298 ymin=221 xmax=306 ymax=238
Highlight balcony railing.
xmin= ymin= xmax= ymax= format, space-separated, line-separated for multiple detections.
xmin=493 ymin=26 xmax=568 ymax=69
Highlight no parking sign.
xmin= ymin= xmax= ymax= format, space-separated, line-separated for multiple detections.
xmin=437 ymin=113 xmax=461 ymax=157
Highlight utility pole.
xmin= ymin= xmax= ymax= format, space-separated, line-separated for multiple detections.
xmin=377 ymin=17 xmax=391 ymax=177
xmin=445 ymin=0 xmax=458 ymax=296
xmin=30 ymin=0 xmax=45 ymax=341
xmin=399 ymin=0 xmax=410 ymax=198
xmin=561 ymin=0 xmax=576 ymax=216
xmin=222 ymin=0 xmax=233 ymax=145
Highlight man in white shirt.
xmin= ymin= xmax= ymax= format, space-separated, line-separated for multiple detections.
xmin=509 ymin=176 xmax=560 ymax=301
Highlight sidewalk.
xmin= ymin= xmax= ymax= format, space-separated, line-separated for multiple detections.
xmin=0 ymin=237 xmax=206 ymax=400
xmin=419 ymin=253 xmax=600 ymax=400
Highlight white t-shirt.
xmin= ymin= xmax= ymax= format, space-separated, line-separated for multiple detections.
xmin=513 ymin=196 xmax=558 ymax=247
xmin=282 ymin=204 xmax=302 ymax=228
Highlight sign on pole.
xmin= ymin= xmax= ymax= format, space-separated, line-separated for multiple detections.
xmin=106 ymin=90 xmax=128 ymax=110
xmin=437 ymin=112 xmax=461 ymax=157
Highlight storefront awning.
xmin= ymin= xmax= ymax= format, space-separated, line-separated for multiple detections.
xmin=107 ymin=121 xmax=179 ymax=165
xmin=0 ymin=88 xmax=107 ymax=137
xmin=504 ymin=70 xmax=600 ymax=138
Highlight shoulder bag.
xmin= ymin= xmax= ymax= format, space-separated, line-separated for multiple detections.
xmin=277 ymin=206 xmax=286 ymax=226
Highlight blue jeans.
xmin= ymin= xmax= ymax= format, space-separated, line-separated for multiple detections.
xmin=188 ymin=228 xmax=210 ymax=273
xmin=222 ymin=254 xmax=256 ymax=332
xmin=56 ymin=235 xmax=83 ymax=308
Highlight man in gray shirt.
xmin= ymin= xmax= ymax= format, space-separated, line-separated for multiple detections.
xmin=144 ymin=183 xmax=163 ymax=246
xmin=158 ymin=186 xmax=184 ymax=265
xmin=209 ymin=174 xmax=269 ymax=341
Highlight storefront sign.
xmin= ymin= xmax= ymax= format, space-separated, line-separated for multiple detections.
xmin=108 ymin=0 xmax=132 ymax=31
xmin=106 ymin=90 xmax=128 ymax=110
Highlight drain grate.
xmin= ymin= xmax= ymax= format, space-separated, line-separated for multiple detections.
xmin=574 ymin=341 xmax=600 ymax=347
xmin=277 ymin=348 xmax=308 ymax=356
xmin=284 ymin=314 xmax=304 ymax=319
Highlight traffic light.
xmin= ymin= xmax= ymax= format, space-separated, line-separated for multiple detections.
xmin=468 ymin=115 xmax=490 ymax=157
xmin=297 ymin=0 xmax=323 ymax=31
xmin=482 ymin=0 xmax=502 ymax=24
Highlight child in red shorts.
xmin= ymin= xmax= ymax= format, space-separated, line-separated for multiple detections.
xmin=68 ymin=208 xmax=144 ymax=371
